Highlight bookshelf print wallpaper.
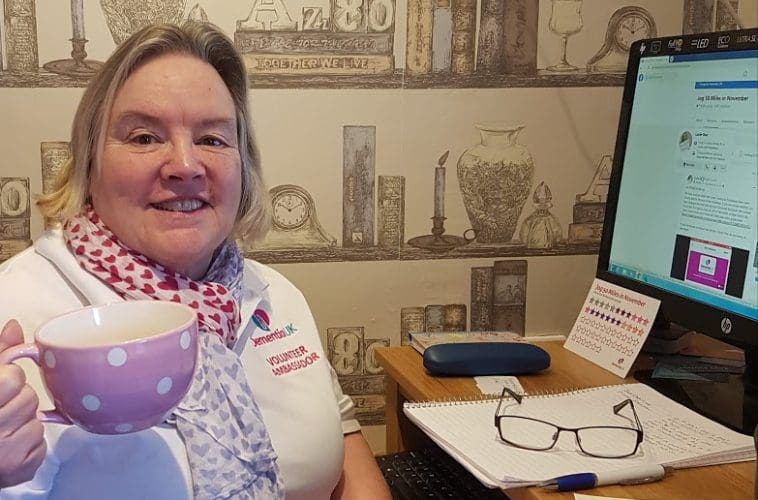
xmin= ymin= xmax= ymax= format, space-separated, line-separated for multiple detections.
xmin=1 ymin=1 xmax=756 ymax=447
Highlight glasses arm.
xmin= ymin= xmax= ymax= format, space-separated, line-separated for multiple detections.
xmin=613 ymin=398 xmax=644 ymax=434
xmin=495 ymin=386 xmax=523 ymax=425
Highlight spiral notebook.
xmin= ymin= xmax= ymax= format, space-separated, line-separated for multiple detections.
xmin=403 ymin=383 xmax=755 ymax=489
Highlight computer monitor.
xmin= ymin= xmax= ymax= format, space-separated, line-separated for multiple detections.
xmin=597 ymin=28 xmax=757 ymax=434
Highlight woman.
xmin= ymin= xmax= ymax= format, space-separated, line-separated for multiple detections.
xmin=0 ymin=21 xmax=390 ymax=499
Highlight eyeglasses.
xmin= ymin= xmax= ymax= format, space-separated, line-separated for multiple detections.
xmin=493 ymin=387 xmax=644 ymax=458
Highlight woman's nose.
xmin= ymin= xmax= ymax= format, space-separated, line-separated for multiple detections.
xmin=162 ymin=141 xmax=204 ymax=181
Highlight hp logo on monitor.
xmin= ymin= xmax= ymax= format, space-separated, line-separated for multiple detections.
xmin=720 ymin=317 xmax=733 ymax=334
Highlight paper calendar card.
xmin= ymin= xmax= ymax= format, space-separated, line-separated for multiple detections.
xmin=564 ymin=278 xmax=661 ymax=377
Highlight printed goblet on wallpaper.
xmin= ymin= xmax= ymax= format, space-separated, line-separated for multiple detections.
xmin=547 ymin=0 xmax=584 ymax=72
xmin=100 ymin=0 xmax=187 ymax=44
xmin=457 ymin=123 xmax=535 ymax=244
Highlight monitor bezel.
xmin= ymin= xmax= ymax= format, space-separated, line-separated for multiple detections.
xmin=597 ymin=28 xmax=758 ymax=350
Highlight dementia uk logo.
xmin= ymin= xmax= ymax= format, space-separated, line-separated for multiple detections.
xmin=249 ymin=310 xmax=320 ymax=376
xmin=251 ymin=320 xmax=299 ymax=347
xmin=251 ymin=309 xmax=270 ymax=331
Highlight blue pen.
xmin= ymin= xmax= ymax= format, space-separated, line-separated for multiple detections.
xmin=539 ymin=464 xmax=668 ymax=492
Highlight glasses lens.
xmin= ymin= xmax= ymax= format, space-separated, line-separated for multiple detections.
xmin=498 ymin=417 xmax=559 ymax=450
xmin=577 ymin=427 xmax=640 ymax=458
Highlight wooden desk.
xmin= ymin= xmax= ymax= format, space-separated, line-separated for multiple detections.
xmin=375 ymin=343 xmax=756 ymax=500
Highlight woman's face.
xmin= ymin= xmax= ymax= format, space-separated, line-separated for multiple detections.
xmin=90 ymin=53 xmax=242 ymax=280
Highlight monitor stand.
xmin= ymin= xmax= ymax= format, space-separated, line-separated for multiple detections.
xmin=634 ymin=342 xmax=757 ymax=436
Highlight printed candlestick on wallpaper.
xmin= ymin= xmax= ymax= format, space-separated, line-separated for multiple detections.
xmin=408 ymin=151 xmax=470 ymax=252
xmin=43 ymin=0 xmax=103 ymax=78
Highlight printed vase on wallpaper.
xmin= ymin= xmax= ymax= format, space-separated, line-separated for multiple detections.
xmin=457 ymin=123 xmax=535 ymax=244
xmin=100 ymin=0 xmax=187 ymax=44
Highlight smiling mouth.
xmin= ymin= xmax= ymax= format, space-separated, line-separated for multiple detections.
xmin=152 ymin=199 xmax=207 ymax=212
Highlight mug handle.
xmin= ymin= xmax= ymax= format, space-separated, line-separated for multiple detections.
xmin=0 ymin=344 xmax=73 ymax=425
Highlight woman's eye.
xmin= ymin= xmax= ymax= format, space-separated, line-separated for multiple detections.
xmin=200 ymin=137 xmax=225 ymax=147
xmin=131 ymin=134 xmax=156 ymax=145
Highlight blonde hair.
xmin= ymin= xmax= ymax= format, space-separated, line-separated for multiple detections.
xmin=37 ymin=21 xmax=270 ymax=244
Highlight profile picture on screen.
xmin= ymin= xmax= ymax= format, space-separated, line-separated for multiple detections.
xmin=679 ymin=130 xmax=693 ymax=151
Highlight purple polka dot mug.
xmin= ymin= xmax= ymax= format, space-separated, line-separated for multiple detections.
xmin=0 ymin=301 xmax=198 ymax=435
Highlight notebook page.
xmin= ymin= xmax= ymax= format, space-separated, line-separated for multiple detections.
xmin=404 ymin=398 xmax=659 ymax=488
xmin=593 ymin=384 xmax=754 ymax=466
xmin=403 ymin=383 xmax=754 ymax=488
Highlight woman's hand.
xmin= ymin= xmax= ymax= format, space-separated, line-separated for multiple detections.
xmin=0 ymin=320 xmax=46 ymax=488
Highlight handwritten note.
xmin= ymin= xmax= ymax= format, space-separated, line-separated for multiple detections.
xmin=474 ymin=375 xmax=524 ymax=396
xmin=564 ymin=278 xmax=660 ymax=377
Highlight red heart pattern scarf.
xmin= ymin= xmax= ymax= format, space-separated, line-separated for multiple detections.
xmin=63 ymin=206 xmax=242 ymax=346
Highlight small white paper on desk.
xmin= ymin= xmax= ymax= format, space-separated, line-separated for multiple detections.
xmin=564 ymin=278 xmax=660 ymax=377
xmin=474 ymin=376 xmax=524 ymax=396
xmin=575 ymin=495 xmax=637 ymax=500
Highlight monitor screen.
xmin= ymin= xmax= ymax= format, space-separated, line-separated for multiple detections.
xmin=597 ymin=29 xmax=757 ymax=434
xmin=599 ymin=30 xmax=757 ymax=349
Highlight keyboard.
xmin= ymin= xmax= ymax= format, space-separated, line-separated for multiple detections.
xmin=377 ymin=447 xmax=509 ymax=500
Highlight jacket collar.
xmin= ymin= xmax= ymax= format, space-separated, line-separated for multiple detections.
xmin=35 ymin=228 xmax=270 ymax=316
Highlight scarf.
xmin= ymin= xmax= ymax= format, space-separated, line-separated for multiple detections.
xmin=64 ymin=207 xmax=283 ymax=499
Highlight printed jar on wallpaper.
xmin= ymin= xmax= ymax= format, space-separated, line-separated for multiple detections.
xmin=457 ymin=124 xmax=535 ymax=244
xmin=100 ymin=0 xmax=187 ymax=44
